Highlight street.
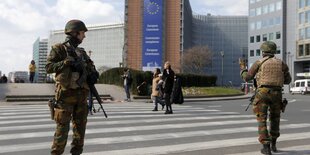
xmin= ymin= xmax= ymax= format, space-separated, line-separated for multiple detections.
xmin=0 ymin=94 xmax=309 ymax=155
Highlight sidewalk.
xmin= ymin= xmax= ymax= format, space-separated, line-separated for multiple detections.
xmin=0 ymin=83 xmax=251 ymax=103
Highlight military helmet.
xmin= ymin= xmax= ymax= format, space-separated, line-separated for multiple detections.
xmin=64 ymin=20 xmax=88 ymax=35
xmin=260 ymin=41 xmax=277 ymax=54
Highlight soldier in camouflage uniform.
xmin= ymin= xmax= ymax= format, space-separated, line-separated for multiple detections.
xmin=239 ymin=41 xmax=291 ymax=155
xmin=46 ymin=19 xmax=91 ymax=155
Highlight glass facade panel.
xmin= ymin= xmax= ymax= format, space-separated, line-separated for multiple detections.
xmin=306 ymin=44 xmax=310 ymax=56
xmin=262 ymin=5 xmax=268 ymax=14
xmin=269 ymin=32 xmax=274 ymax=40
xmin=256 ymin=49 xmax=261 ymax=56
xmin=256 ymin=35 xmax=261 ymax=42
xmin=300 ymin=12 xmax=305 ymax=24
xmin=306 ymin=27 xmax=310 ymax=39
xmin=256 ymin=21 xmax=262 ymax=29
xmin=300 ymin=0 xmax=305 ymax=8
xmin=256 ymin=7 xmax=261 ymax=16
xmin=269 ymin=3 xmax=275 ymax=12
xmin=250 ymin=50 xmax=254 ymax=57
xmin=250 ymin=22 xmax=255 ymax=30
xmin=263 ymin=34 xmax=267 ymax=41
xmin=250 ymin=9 xmax=256 ymax=17
xmin=276 ymin=31 xmax=281 ymax=39
xmin=250 ymin=36 xmax=255 ymax=43
xmin=299 ymin=44 xmax=304 ymax=56
xmin=276 ymin=1 xmax=282 ymax=11
xmin=192 ymin=15 xmax=248 ymax=86
xmin=275 ymin=16 xmax=281 ymax=25
xmin=306 ymin=11 xmax=310 ymax=23
xmin=300 ymin=28 xmax=305 ymax=39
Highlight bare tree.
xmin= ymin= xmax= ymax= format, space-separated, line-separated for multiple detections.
xmin=182 ymin=46 xmax=212 ymax=75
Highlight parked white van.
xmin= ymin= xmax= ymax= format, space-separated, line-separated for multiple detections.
xmin=290 ymin=79 xmax=310 ymax=95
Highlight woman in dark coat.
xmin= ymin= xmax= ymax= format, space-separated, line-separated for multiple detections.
xmin=162 ymin=61 xmax=175 ymax=114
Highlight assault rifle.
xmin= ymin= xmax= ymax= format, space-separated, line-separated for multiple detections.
xmin=245 ymin=79 xmax=257 ymax=111
xmin=89 ymin=84 xmax=108 ymax=118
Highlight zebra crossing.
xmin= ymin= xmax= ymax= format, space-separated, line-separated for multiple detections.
xmin=0 ymin=102 xmax=309 ymax=155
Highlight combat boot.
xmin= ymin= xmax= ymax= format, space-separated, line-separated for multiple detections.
xmin=271 ymin=139 xmax=278 ymax=152
xmin=261 ymin=143 xmax=272 ymax=155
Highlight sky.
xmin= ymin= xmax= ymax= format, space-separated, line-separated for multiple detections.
xmin=0 ymin=0 xmax=248 ymax=76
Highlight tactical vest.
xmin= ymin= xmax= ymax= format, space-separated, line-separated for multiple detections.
xmin=256 ymin=57 xmax=284 ymax=87
xmin=54 ymin=43 xmax=89 ymax=90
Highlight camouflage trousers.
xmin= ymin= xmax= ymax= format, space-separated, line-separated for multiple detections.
xmin=252 ymin=87 xmax=282 ymax=144
xmin=51 ymin=88 xmax=89 ymax=155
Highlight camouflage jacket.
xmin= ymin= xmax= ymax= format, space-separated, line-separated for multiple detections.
xmin=240 ymin=56 xmax=291 ymax=86
xmin=46 ymin=42 xmax=91 ymax=90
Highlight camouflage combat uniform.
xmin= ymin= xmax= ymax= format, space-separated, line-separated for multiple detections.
xmin=240 ymin=41 xmax=291 ymax=154
xmin=46 ymin=20 xmax=90 ymax=155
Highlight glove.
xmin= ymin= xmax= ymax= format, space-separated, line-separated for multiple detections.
xmin=64 ymin=56 xmax=75 ymax=66
xmin=72 ymin=61 xmax=84 ymax=73
xmin=239 ymin=58 xmax=247 ymax=70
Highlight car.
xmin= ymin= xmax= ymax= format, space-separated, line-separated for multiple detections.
xmin=290 ymin=79 xmax=310 ymax=95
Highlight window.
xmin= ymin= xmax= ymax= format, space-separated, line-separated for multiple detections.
xmin=276 ymin=31 xmax=281 ymax=39
xmin=250 ymin=9 xmax=256 ymax=17
xmin=256 ymin=7 xmax=262 ymax=16
xmin=250 ymin=36 xmax=255 ymax=43
xmin=269 ymin=18 xmax=274 ymax=27
xmin=306 ymin=27 xmax=310 ymax=39
xmin=276 ymin=1 xmax=282 ymax=11
xmin=250 ymin=50 xmax=255 ymax=57
xmin=250 ymin=0 xmax=255 ymax=4
xmin=306 ymin=11 xmax=310 ymax=23
xmin=300 ymin=0 xmax=305 ymax=8
xmin=300 ymin=28 xmax=305 ymax=39
xmin=256 ymin=49 xmax=261 ymax=56
xmin=275 ymin=17 xmax=281 ymax=25
xmin=269 ymin=33 xmax=274 ymax=40
xmin=276 ymin=50 xmax=281 ymax=54
xmin=301 ymin=82 xmax=305 ymax=87
xmin=300 ymin=12 xmax=305 ymax=24
xmin=306 ymin=44 xmax=310 ymax=55
xmin=299 ymin=44 xmax=304 ymax=56
xmin=307 ymin=0 xmax=310 ymax=6
xmin=262 ymin=5 xmax=268 ymax=14
xmin=262 ymin=19 xmax=268 ymax=28
xmin=296 ymin=82 xmax=300 ymax=87
xmin=263 ymin=34 xmax=267 ymax=41
xmin=250 ymin=22 xmax=255 ymax=30
xmin=256 ymin=35 xmax=261 ymax=42
xmin=256 ymin=21 xmax=262 ymax=29
xmin=269 ymin=3 xmax=275 ymax=12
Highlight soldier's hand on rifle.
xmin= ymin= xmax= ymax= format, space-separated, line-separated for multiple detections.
xmin=239 ymin=58 xmax=247 ymax=70
xmin=64 ymin=56 xmax=75 ymax=66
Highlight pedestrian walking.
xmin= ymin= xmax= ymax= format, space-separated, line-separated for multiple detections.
xmin=0 ymin=74 xmax=8 ymax=83
xmin=162 ymin=61 xmax=175 ymax=114
xmin=239 ymin=41 xmax=291 ymax=155
xmin=29 ymin=60 xmax=36 ymax=83
xmin=122 ymin=68 xmax=132 ymax=102
xmin=151 ymin=68 xmax=165 ymax=111
xmin=46 ymin=19 xmax=91 ymax=155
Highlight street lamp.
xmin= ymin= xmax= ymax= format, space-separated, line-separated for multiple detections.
xmin=220 ymin=51 xmax=224 ymax=86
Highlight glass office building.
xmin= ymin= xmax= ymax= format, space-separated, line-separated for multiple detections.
xmin=296 ymin=0 xmax=310 ymax=80
xmin=48 ymin=24 xmax=124 ymax=71
xmin=192 ymin=15 xmax=248 ymax=86
xmin=33 ymin=38 xmax=48 ymax=83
